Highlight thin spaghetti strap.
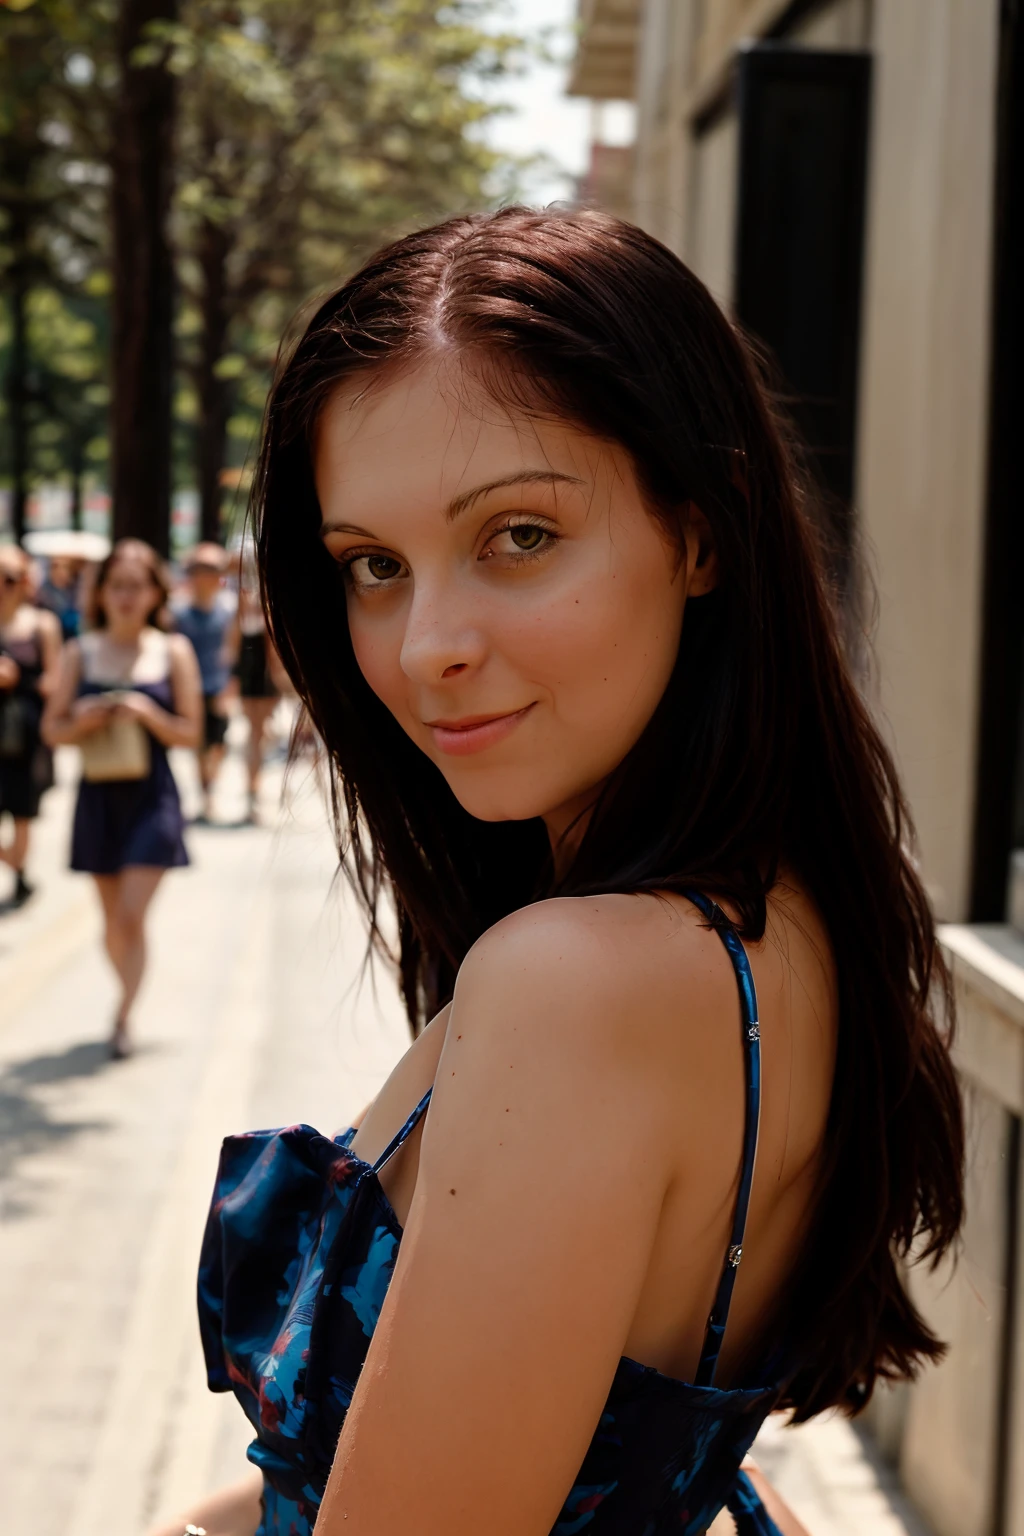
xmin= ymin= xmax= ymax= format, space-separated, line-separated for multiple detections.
xmin=682 ymin=890 xmax=763 ymax=1389
xmin=371 ymin=1088 xmax=433 ymax=1175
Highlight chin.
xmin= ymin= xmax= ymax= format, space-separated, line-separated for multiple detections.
xmin=439 ymin=771 xmax=555 ymax=826
xmin=453 ymin=795 xmax=547 ymax=825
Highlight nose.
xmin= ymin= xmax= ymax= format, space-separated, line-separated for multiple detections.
xmin=399 ymin=580 xmax=486 ymax=685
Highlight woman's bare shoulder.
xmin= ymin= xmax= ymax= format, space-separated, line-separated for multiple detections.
xmin=35 ymin=605 xmax=61 ymax=640
xmin=454 ymin=893 xmax=741 ymax=1072
xmin=166 ymin=629 xmax=196 ymax=659
xmin=58 ymin=635 xmax=85 ymax=677
xmin=165 ymin=629 xmax=203 ymax=677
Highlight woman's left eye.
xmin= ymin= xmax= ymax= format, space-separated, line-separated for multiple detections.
xmin=486 ymin=522 xmax=556 ymax=561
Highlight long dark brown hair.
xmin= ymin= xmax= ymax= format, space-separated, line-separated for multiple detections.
xmin=254 ymin=207 xmax=963 ymax=1421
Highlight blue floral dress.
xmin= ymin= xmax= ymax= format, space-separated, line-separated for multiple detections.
xmin=198 ymin=892 xmax=788 ymax=1534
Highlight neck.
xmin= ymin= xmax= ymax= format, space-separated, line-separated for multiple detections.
xmin=0 ymin=596 xmax=21 ymax=626
xmin=105 ymin=619 xmax=145 ymax=647
xmin=543 ymin=786 xmax=604 ymax=879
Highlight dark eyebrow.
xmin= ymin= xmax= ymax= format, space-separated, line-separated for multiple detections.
xmin=445 ymin=470 xmax=583 ymax=523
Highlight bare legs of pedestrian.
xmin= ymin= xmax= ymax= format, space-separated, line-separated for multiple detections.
xmin=0 ymin=815 xmax=33 ymax=905
xmin=197 ymin=741 xmax=226 ymax=821
xmin=92 ymin=866 xmax=166 ymax=1056
xmin=241 ymin=697 xmax=276 ymax=824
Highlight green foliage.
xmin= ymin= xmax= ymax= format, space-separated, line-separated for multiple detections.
xmin=0 ymin=0 xmax=526 ymax=512
xmin=27 ymin=286 xmax=109 ymax=475
xmin=171 ymin=0 xmax=526 ymax=464
xmin=0 ymin=0 xmax=113 ymax=504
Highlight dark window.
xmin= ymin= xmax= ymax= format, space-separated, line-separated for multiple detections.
xmin=734 ymin=44 xmax=872 ymax=556
xmin=970 ymin=0 xmax=1024 ymax=922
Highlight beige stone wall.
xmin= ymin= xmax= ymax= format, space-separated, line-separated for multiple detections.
xmin=901 ymin=1080 xmax=1009 ymax=1536
xmin=631 ymin=0 xmax=1002 ymax=920
xmin=633 ymin=0 xmax=697 ymax=253
xmin=622 ymin=15 xmax=1020 ymax=1530
xmin=686 ymin=111 xmax=738 ymax=307
xmin=931 ymin=926 xmax=1024 ymax=1536
xmin=854 ymin=0 xmax=999 ymax=919
xmin=785 ymin=0 xmax=871 ymax=47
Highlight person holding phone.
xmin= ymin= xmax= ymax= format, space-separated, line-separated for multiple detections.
xmin=43 ymin=539 xmax=201 ymax=1056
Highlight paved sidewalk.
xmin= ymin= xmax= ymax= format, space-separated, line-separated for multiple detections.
xmin=0 ymin=723 xmax=931 ymax=1535
xmin=0 ymin=751 xmax=98 ymax=1019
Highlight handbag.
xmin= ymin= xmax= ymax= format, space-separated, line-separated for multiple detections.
xmin=79 ymin=697 xmax=152 ymax=783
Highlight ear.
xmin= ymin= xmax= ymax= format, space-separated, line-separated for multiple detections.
xmin=683 ymin=503 xmax=719 ymax=596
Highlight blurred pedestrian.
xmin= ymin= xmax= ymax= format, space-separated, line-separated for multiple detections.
xmin=0 ymin=545 xmax=61 ymax=906
xmin=36 ymin=554 xmax=84 ymax=639
xmin=172 ymin=542 xmax=235 ymax=823
xmin=230 ymin=549 xmax=282 ymax=824
xmin=42 ymin=539 xmax=201 ymax=1056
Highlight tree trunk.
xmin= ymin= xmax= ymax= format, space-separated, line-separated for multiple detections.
xmin=110 ymin=0 xmax=179 ymax=556
xmin=6 ymin=262 xmax=30 ymax=544
xmin=2 ymin=133 xmax=33 ymax=544
xmin=196 ymin=215 xmax=231 ymax=544
xmin=69 ymin=438 xmax=85 ymax=531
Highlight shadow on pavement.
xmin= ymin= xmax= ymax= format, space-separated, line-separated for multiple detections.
xmin=850 ymin=1422 xmax=934 ymax=1536
xmin=0 ymin=1040 xmax=112 ymax=1219
xmin=188 ymin=817 xmax=258 ymax=832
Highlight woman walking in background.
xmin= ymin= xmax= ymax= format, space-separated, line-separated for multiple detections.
xmin=43 ymin=539 xmax=201 ymax=1057
xmin=0 ymin=544 xmax=61 ymax=907
xmin=172 ymin=542 xmax=235 ymax=824
xmin=231 ymin=547 xmax=281 ymax=824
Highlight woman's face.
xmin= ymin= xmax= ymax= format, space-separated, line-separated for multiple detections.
xmin=99 ymin=556 xmax=160 ymax=632
xmin=316 ymin=362 xmax=716 ymax=839
xmin=0 ymin=548 xmax=29 ymax=610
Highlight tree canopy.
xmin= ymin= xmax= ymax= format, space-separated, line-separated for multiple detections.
xmin=0 ymin=0 xmax=525 ymax=544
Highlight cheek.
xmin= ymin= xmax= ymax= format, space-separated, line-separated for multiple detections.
xmin=508 ymin=557 xmax=683 ymax=729
xmin=347 ymin=603 xmax=407 ymax=713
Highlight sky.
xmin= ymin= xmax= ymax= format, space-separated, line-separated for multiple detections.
xmin=473 ymin=0 xmax=635 ymax=207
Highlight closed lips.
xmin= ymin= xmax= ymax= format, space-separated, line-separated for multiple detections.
xmin=426 ymin=704 xmax=536 ymax=756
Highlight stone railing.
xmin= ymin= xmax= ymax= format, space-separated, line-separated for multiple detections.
xmin=865 ymin=924 xmax=1024 ymax=1536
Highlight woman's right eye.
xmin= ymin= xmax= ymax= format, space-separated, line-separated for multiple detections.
xmin=345 ymin=553 xmax=406 ymax=589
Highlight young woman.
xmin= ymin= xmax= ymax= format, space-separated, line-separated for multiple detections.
xmin=43 ymin=539 xmax=201 ymax=1055
xmin=173 ymin=543 xmax=235 ymax=824
xmin=230 ymin=547 xmax=283 ymax=824
xmin=0 ymin=544 xmax=61 ymax=905
xmin=161 ymin=210 xmax=963 ymax=1536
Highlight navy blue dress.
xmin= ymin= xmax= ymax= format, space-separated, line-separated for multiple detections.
xmin=198 ymin=891 xmax=788 ymax=1534
xmin=70 ymin=678 xmax=189 ymax=874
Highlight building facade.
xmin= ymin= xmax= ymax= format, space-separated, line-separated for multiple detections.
xmin=570 ymin=5 xmax=1024 ymax=1536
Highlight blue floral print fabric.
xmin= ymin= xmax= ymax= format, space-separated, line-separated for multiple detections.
xmin=197 ymin=894 xmax=787 ymax=1535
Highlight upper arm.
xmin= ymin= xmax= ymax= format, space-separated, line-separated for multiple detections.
xmin=168 ymin=634 xmax=203 ymax=720
xmin=41 ymin=640 xmax=81 ymax=737
xmin=37 ymin=611 xmax=62 ymax=681
xmin=319 ymin=902 xmax=680 ymax=1536
xmin=226 ymin=610 xmax=241 ymax=658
